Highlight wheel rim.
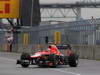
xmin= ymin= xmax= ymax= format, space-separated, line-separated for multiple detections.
xmin=75 ymin=59 xmax=78 ymax=65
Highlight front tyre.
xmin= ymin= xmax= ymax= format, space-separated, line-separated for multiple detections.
xmin=20 ymin=52 xmax=30 ymax=68
xmin=21 ymin=63 xmax=30 ymax=68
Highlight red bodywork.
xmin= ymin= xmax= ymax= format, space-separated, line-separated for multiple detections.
xmin=49 ymin=45 xmax=62 ymax=55
xmin=30 ymin=49 xmax=62 ymax=59
xmin=30 ymin=50 xmax=63 ymax=67
xmin=31 ymin=50 xmax=51 ymax=58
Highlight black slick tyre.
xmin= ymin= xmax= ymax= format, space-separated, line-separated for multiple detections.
xmin=20 ymin=52 xmax=30 ymax=68
xmin=68 ymin=54 xmax=78 ymax=67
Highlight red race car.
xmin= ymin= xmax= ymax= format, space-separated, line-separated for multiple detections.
xmin=17 ymin=45 xmax=79 ymax=68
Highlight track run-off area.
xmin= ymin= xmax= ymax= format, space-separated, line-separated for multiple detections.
xmin=0 ymin=52 xmax=100 ymax=75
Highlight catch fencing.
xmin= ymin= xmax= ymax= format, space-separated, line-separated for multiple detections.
xmin=0 ymin=18 xmax=100 ymax=53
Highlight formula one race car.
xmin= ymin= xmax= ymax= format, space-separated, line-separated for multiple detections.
xmin=17 ymin=45 xmax=79 ymax=68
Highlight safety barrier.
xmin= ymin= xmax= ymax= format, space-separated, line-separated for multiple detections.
xmin=72 ymin=45 xmax=100 ymax=60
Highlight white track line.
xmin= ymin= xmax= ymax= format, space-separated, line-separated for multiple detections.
xmin=51 ymin=69 xmax=81 ymax=75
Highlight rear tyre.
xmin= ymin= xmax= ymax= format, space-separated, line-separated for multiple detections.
xmin=20 ymin=52 xmax=30 ymax=68
xmin=68 ymin=54 xmax=78 ymax=67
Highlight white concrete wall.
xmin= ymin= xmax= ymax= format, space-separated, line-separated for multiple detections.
xmin=72 ymin=45 xmax=100 ymax=60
